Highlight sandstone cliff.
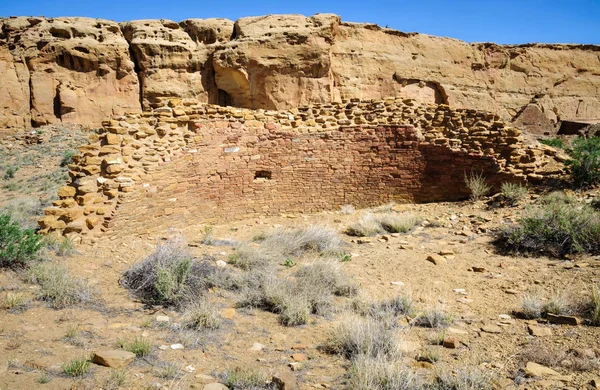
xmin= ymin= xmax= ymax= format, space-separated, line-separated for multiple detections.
xmin=1 ymin=14 xmax=599 ymax=132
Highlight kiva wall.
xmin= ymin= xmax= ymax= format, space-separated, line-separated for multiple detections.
xmin=38 ymin=98 xmax=566 ymax=239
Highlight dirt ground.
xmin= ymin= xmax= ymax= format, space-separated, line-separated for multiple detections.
xmin=1 ymin=129 xmax=600 ymax=390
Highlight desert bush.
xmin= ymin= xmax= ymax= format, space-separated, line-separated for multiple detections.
xmin=348 ymin=354 xmax=422 ymax=390
xmin=27 ymin=263 xmax=91 ymax=308
xmin=121 ymin=239 xmax=217 ymax=305
xmin=346 ymin=212 xmax=419 ymax=237
xmin=519 ymin=293 xmax=544 ymax=319
xmin=296 ymin=260 xmax=358 ymax=298
xmin=0 ymin=214 xmax=43 ymax=267
xmin=0 ymin=292 xmax=27 ymax=312
xmin=368 ymin=294 xmax=414 ymax=327
xmin=495 ymin=193 xmax=600 ymax=257
xmin=3 ymin=166 xmax=18 ymax=180
xmin=228 ymin=243 xmax=278 ymax=270
xmin=62 ymin=356 xmax=91 ymax=377
xmin=106 ymin=368 xmax=127 ymax=388
xmin=539 ymin=138 xmax=565 ymax=149
xmin=518 ymin=341 xmax=566 ymax=368
xmin=180 ymin=299 xmax=222 ymax=330
xmin=432 ymin=366 xmax=494 ymax=390
xmin=323 ymin=316 xmax=400 ymax=359
xmin=263 ymin=225 xmax=345 ymax=256
xmin=0 ymin=197 xmax=44 ymax=229
xmin=566 ymin=136 xmax=600 ymax=188
xmin=464 ymin=171 xmax=491 ymax=201
xmin=413 ymin=306 xmax=454 ymax=328
xmin=587 ymin=285 xmax=600 ymax=326
xmin=500 ymin=182 xmax=528 ymax=205
xmin=220 ymin=367 xmax=269 ymax=390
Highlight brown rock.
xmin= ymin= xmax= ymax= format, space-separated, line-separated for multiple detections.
xmin=442 ymin=337 xmax=459 ymax=349
xmin=92 ymin=350 xmax=136 ymax=368
xmin=291 ymin=353 xmax=307 ymax=362
xmin=202 ymin=384 xmax=228 ymax=390
xmin=481 ymin=324 xmax=503 ymax=334
xmin=272 ymin=372 xmax=297 ymax=390
xmin=524 ymin=362 xmax=561 ymax=377
xmin=546 ymin=314 xmax=581 ymax=326
xmin=426 ymin=254 xmax=446 ymax=265
xmin=527 ymin=324 xmax=552 ymax=337
xmin=58 ymin=186 xmax=77 ymax=198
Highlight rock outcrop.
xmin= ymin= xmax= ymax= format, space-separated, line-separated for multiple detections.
xmin=1 ymin=14 xmax=599 ymax=132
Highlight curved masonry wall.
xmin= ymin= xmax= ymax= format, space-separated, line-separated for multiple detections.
xmin=38 ymin=98 xmax=566 ymax=238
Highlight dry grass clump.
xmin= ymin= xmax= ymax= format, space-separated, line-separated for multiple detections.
xmin=348 ymin=354 xmax=422 ymax=390
xmin=27 ymin=263 xmax=92 ymax=309
xmin=341 ymin=204 xmax=356 ymax=215
xmin=346 ymin=212 xmax=420 ymax=237
xmin=263 ymin=225 xmax=346 ymax=257
xmin=432 ymin=366 xmax=495 ymax=390
xmin=180 ymin=299 xmax=222 ymax=330
xmin=500 ymin=182 xmax=528 ymax=206
xmin=413 ymin=306 xmax=454 ymax=328
xmin=228 ymin=243 xmax=278 ymax=270
xmin=322 ymin=316 xmax=400 ymax=359
xmin=518 ymin=341 xmax=566 ymax=368
xmin=296 ymin=260 xmax=358 ymax=298
xmin=219 ymin=367 xmax=269 ymax=390
xmin=237 ymin=259 xmax=357 ymax=326
xmin=0 ymin=197 xmax=44 ymax=229
xmin=464 ymin=171 xmax=491 ymax=201
xmin=587 ymin=285 xmax=600 ymax=325
xmin=0 ymin=292 xmax=28 ymax=312
xmin=368 ymin=294 xmax=414 ymax=327
xmin=518 ymin=291 xmax=580 ymax=319
xmin=121 ymin=239 xmax=220 ymax=306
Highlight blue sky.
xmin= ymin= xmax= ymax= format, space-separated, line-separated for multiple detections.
xmin=1 ymin=0 xmax=599 ymax=44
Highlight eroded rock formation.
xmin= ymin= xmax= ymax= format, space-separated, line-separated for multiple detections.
xmin=1 ymin=14 xmax=599 ymax=133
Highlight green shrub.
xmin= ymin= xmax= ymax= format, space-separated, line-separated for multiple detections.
xmin=117 ymin=336 xmax=151 ymax=357
xmin=0 ymin=214 xmax=43 ymax=267
xmin=3 ymin=166 xmax=18 ymax=180
xmin=464 ymin=171 xmax=491 ymax=201
xmin=495 ymin=193 xmax=600 ymax=257
xmin=539 ymin=138 xmax=565 ymax=148
xmin=500 ymin=182 xmax=528 ymax=205
xmin=566 ymin=137 xmax=600 ymax=188
xmin=121 ymin=239 xmax=217 ymax=306
xmin=60 ymin=151 xmax=75 ymax=167
xmin=62 ymin=356 xmax=91 ymax=377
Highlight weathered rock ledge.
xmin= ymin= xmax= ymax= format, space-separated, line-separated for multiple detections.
xmin=1 ymin=14 xmax=599 ymax=133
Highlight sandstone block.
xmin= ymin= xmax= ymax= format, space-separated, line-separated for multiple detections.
xmin=92 ymin=350 xmax=136 ymax=369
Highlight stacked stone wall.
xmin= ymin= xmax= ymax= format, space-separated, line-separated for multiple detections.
xmin=38 ymin=98 xmax=566 ymax=238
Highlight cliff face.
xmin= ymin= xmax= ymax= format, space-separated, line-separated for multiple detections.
xmin=1 ymin=14 xmax=599 ymax=131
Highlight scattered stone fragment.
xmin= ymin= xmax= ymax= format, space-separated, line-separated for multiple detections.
xmin=439 ymin=249 xmax=454 ymax=256
xmin=426 ymin=254 xmax=446 ymax=265
xmin=250 ymin=342 xmax=266 ymax=351
xmin=171 ymin=344 xmax=184 ymax=350
xmin=528 ymin=324 xmax=552 ymax=337
xmin=546 ymin=314 xmax=581 ymax=326
xmin=391 ymin=281 xmax=405 ymax=286
xmin=203 ymin=384 xmax=228 ymax=390
xmin=92 ymin=350 xmax=136 ymax=368
xmin=159 ymin=345 xmax=169 ymax=350
xmin=524 ymin=362 xmax=561 ymax=377
xmin=481 ymin=324 xmax=503 ymax=334
xmin=291 ymin=353 xmax=307 ymax=362
xmin=442 ymin=337 xmax=459 ymax=349
xmin=291 ymin=344 xmax=307 ymax=350
xmin=156 ymin=315 xmax=170 ymax=323
xmin=498 ymin=314 xmax=512 ymax=320
xmin=288 ymin=362 xmax=304 ymax=371
xmin=215 ymin=260 xmax=227 ymax=267
xmin=472 ymin=266 xmax=486 ymax=273
xmin=504 ymin=289 xmax=519 ymax=295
